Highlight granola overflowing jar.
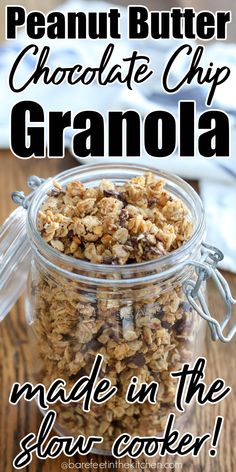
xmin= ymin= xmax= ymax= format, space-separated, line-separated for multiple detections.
xmin=24 ymin=164 xmax=207 ymax=453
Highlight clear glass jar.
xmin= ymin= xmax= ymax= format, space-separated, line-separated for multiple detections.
xmin=26 ymin=164 xmax=206 ymax=453
xmin=1 ymin=163 xmax=235 ymax=455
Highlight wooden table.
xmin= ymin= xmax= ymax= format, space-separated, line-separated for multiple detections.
xmin=0 ymin=150 xmax=235 ymax=472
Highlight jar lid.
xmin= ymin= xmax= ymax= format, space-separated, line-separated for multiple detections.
xmin=0 ymin=176 xmax=44 ymax=321
xmin=0 ymin=206 xmax=31 ymax=320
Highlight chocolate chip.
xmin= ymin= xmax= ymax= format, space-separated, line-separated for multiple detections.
xmin=103 ymin=256 xmax=113 ymax=264
xmin=103 ymin=190 xmax=127 ymax=203
xmin=148 ymin=198 xmax=157 ymax=207
xmin=173 ymin=318 xmax=186 ymax=334
xmin=119 ymin=192 xmax=127 ymax=203
xmin=112 ymin=420 xmax=124 ymax=428
xmin=103 ymin=255 xmax=121 ymax=265
xmin=67 ymin=230 xmax=74 ymax=241
xmin=103 ymin=190 xmax=116 ymax=198
xmin=179 ymin=302 xmax=192 ymax=313
xmin=48 ymin=189 xmax=65 ymax=197
xmin=161 ymin=320 xmax=172 ymax=330
xmin=84 ymin=338 xmax=103 ymax=352
xmin=144 ymin=244 xmax=167 ymax=257
xmin=126 ymin=352 xmax=146 ymax=367
xmin=154 ymin=309 xmax=165 ymax=320
xmin=130 ymin=237 xmax=139 ymax=247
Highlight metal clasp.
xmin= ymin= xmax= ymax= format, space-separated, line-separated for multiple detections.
xmin=12 ymin=176 xmax=45 ymax=209
xmin=183 ymin=243 xmax=236 ymax=343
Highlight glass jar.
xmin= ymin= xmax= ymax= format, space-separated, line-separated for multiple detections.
xmin=0 ymin=164 xmax=235 ymax=455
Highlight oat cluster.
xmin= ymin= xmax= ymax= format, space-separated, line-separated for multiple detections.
xmin=31 ymin=172 xmax=199 ymax=451
xmin=38 ymin=173 xmax=192 ymax=264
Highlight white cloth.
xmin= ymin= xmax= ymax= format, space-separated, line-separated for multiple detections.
xmin=200 ymin=181 xmax=236 ymax=273
xmin=0 ymin=0 xmax=235 ymax=270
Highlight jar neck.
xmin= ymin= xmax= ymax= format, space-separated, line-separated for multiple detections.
xmin=27 ymin=163 xmax=206 ymax=288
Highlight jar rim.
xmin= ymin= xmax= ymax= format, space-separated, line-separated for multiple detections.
xmin=27 ymin=163 xmax=205 ymax=285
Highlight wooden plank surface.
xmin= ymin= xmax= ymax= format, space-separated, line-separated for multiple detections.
xmin=0 ymin=150 xmax=235 ymax=472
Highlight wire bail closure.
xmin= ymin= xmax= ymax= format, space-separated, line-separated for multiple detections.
xmin=12 ymin=176 xmax=45 ymax=209
xmin=11 ymin=176 xmax=236 ymax=343
xmin=183 ymin=243 xmax=236 ymax=343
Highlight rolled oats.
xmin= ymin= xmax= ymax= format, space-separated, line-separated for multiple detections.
xmin=38 ymin=173 xmax=192 ymax=264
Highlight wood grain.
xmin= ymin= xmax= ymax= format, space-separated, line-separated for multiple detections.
xmin=0 ymin=150 xmax=235 ymax=472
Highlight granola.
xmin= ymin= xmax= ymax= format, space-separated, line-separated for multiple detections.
xmin=29 ymin=172 xmax=202 ymax=451
xmin=38 ymin=173 xmax=192 ymax=264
